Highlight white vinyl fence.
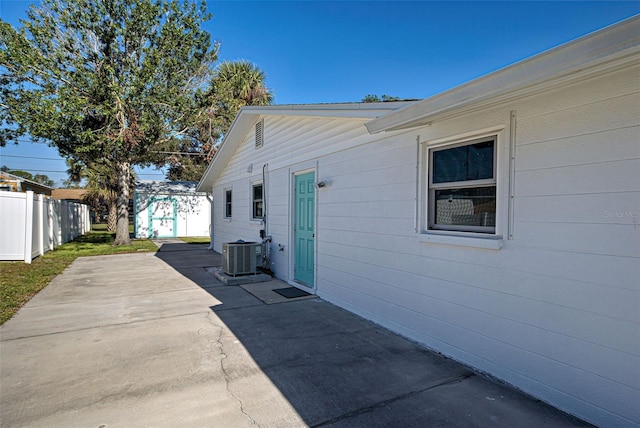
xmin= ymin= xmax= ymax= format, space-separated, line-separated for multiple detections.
xmin=0 ymin=191 xmax=91 ymax=263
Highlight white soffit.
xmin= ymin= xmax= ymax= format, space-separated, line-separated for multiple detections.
xmin=365 ymin=15 xmax=640 ymax=134
xmin=196 ymin=101 xmax=416 ymax=192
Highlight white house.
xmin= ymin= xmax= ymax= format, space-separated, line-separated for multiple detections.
xmin=197 ymin=16 xmax=640 ymax=427
xmin=134 ymin=181 xmax=211 ymax=239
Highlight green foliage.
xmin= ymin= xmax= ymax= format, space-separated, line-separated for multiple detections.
xmin=167 ymin=60 xmax=273 ymax=180
xmin=179 ymin=236 xmax=210 ymax=244
xmin=33 ymin=173 xmax=55 ymax=187
xmin=1 ymin=167 xmax=55 ymax=186
xmin=361 ymin=94 xmax=401 ymax=102
xmin=5 ymin=169 xmax=33 ymax=180
xmin=1 ymin=0 xmax=217 ymax=244
xmin=66 ymin=158 xmax=131 ymax=231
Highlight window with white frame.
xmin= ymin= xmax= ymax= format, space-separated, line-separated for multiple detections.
xmin=428 ymin=136 xmax=496 ymax=234
xmin=224 ymin=188 xmax=232 ymax=218
xmin=252 ymin=182 xmax=263 ymax=220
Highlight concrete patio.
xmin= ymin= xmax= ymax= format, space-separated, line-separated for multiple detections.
xmin=0 ymin=240 xmax=591 ymax=427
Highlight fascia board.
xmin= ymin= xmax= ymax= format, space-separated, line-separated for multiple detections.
xmin=196 ymin=101 xmax=417 ymax=192
xmin=241 ymin=101 xmax=416 ymax=119
xmin=196 ymin=111 xmax=259 ymax=192
xmin=365 ymin=15 xmax=640 ymax=134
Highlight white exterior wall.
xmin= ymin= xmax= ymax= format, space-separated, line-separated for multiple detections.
xmin=209 ymin=64 xmax=639 ymax=427
xmin=135 ymin=192 xmax=211 ymax=238
xmin=211 ymin=116 xmax=381 ymax=272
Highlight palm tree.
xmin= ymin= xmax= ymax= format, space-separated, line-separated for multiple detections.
xmin=167 ymin=60 xmax=273 ymax=180
xmin=66 ymin=159 xmax=131 ymax=232
xmin=82 ymin=165 xmax=119 ymax=232
xmin=214 ymin=60 xmax=274 ymax=106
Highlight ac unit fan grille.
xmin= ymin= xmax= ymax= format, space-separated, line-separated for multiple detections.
xmin=222 ymin=242 xmax=262 ymax=276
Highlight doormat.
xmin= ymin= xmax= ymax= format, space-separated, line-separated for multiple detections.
xmin=273 ymin=287 xmax=312 ymax=299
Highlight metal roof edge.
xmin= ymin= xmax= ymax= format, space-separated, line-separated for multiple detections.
xmin=196 ymin=110 xmax=260 ymax=192
xmin=196 ymin=101 xmax=417 ymax=192
xmin=239 ymin=101 xmax=417 ymax=118
xmin=0 ymin=171 xmax=56 ymax=190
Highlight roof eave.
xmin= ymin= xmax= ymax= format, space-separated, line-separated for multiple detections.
xmin=239 ymin=101 xmax=416 ymax=119
xmin=196 ymin=110 xmax=260 ymax=192
xmin=196 ymin=101 xmax=418 ymax=192
xmin=0 ymin=171 xmax=56 ymax=190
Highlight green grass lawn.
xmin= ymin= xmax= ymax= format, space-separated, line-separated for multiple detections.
xmin=0 ymin=228 xmax=157 ymax=325
xmin=179 ymin=237 xmax=210 ymax=244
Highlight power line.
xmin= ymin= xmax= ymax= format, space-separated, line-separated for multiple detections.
xmin=2 ymin=168 xmax=165 ymax=177
xmin=0 ymin=154 xmax=65 ymax=161
xmin=1 ymin=168 xmax=68 ymax=173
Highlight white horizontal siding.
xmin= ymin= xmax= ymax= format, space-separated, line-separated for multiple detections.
xmin=516 ymin=191 xmax=640 ymax=225
xmin=516 ymin=92 xmax=639 ymax=146
xmin=315 ymin=65 xmax=640 ymax=427
xmin=317 ymin=258 xmax=637 ymax=387
xmin=210 ymin=63 xmax=640 ymax=427
xmin=321 ymin=277 xmax=638 ymax=426
xmin=212 ymin=117 xmax=377 ymax=278
xmin=516 ymin=158 xmax=639 ymax=196
xmin=516 ymin=126 xmax=639 ymax=171
xmin=319 ymin=239 xmax=639 ymax=325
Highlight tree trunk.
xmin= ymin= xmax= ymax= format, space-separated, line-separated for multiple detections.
xmin=112 ymin=161 xmax=131 ymax=246
xmin=107 ymin=201 xmax=117 ymax=232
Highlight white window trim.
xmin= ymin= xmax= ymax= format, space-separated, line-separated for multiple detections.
xmin=250 ymin=180 xmax=264 ymax=222
xmin=418 ymin=125 xmax=506 ymax=250
xmin=428 ymin=136 xmax=497 ymax=234
xmin=223 ymin=187 xmax=232 ymax=220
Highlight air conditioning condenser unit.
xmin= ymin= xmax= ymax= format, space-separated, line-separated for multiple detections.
xmin=222 ymin=242 xmax=262 ymax=276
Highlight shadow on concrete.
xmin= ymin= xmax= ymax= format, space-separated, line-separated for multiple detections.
xmin=153 ymin=241 xmax=265 ymax=311
xmin=154 ymin=241 xmax=591 ymax=427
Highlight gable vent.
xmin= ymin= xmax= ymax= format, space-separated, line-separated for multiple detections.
xmin=255 ymin=119 xmax=264 ymax=148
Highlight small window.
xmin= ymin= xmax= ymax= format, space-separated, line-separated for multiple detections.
xmin=224 ymin=189 xmax=232 ymax=218
xmin=255 ymin=119 xmax=264 ymax=148
xmin=252 ymin=183 xmax=263 ymax=220
xmin=428 ymin=137 xmax=496 ymax=233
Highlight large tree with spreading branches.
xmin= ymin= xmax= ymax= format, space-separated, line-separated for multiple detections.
xmin=167 ymin=60 xmax=273 ymax=181
xmin=0 ymin=0 xmax=218 ymax=245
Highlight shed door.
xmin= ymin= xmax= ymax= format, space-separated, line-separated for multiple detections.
xmin=294 ymin=172 xmax=315 ymax=287
xmin=149 ymin=197 xmax=177 ymax=238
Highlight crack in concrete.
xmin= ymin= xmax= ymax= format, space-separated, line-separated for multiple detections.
xmin=310 ymin=373 xmax=475 ymax=427
xmin=208 ymin=312 xmax=260 ymax=427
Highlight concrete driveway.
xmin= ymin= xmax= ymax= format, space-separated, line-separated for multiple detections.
xmin=0 ymin=241 xmax=591 ymax=427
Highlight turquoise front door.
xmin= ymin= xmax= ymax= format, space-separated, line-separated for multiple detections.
xmin=294 ymin=172 xmax=315 ymax=286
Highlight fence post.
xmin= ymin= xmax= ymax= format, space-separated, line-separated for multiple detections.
xmin=24 ymin=190 xmax=34 ymax=264
xmin=37 ymin=194 xmax=45 ymax=256
xmin=48 ymin=197 xmax=55 ymax=251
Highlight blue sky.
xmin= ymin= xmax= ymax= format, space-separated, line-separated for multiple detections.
xmin=1 ymin=1 xmax=639 ymax=185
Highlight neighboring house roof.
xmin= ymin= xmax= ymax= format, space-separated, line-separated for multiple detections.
xmin=0 ymin=171 xmax=55 ymax=194
xmin=196 ymin=101 xmax=416 ymax=192
xmin=365 ymin=15 xmax=640 ymax=134
xmin=135 ymin=180 xmax=205 ymax=195
xmin=51 ymin=188 xmax=87 ymax=201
